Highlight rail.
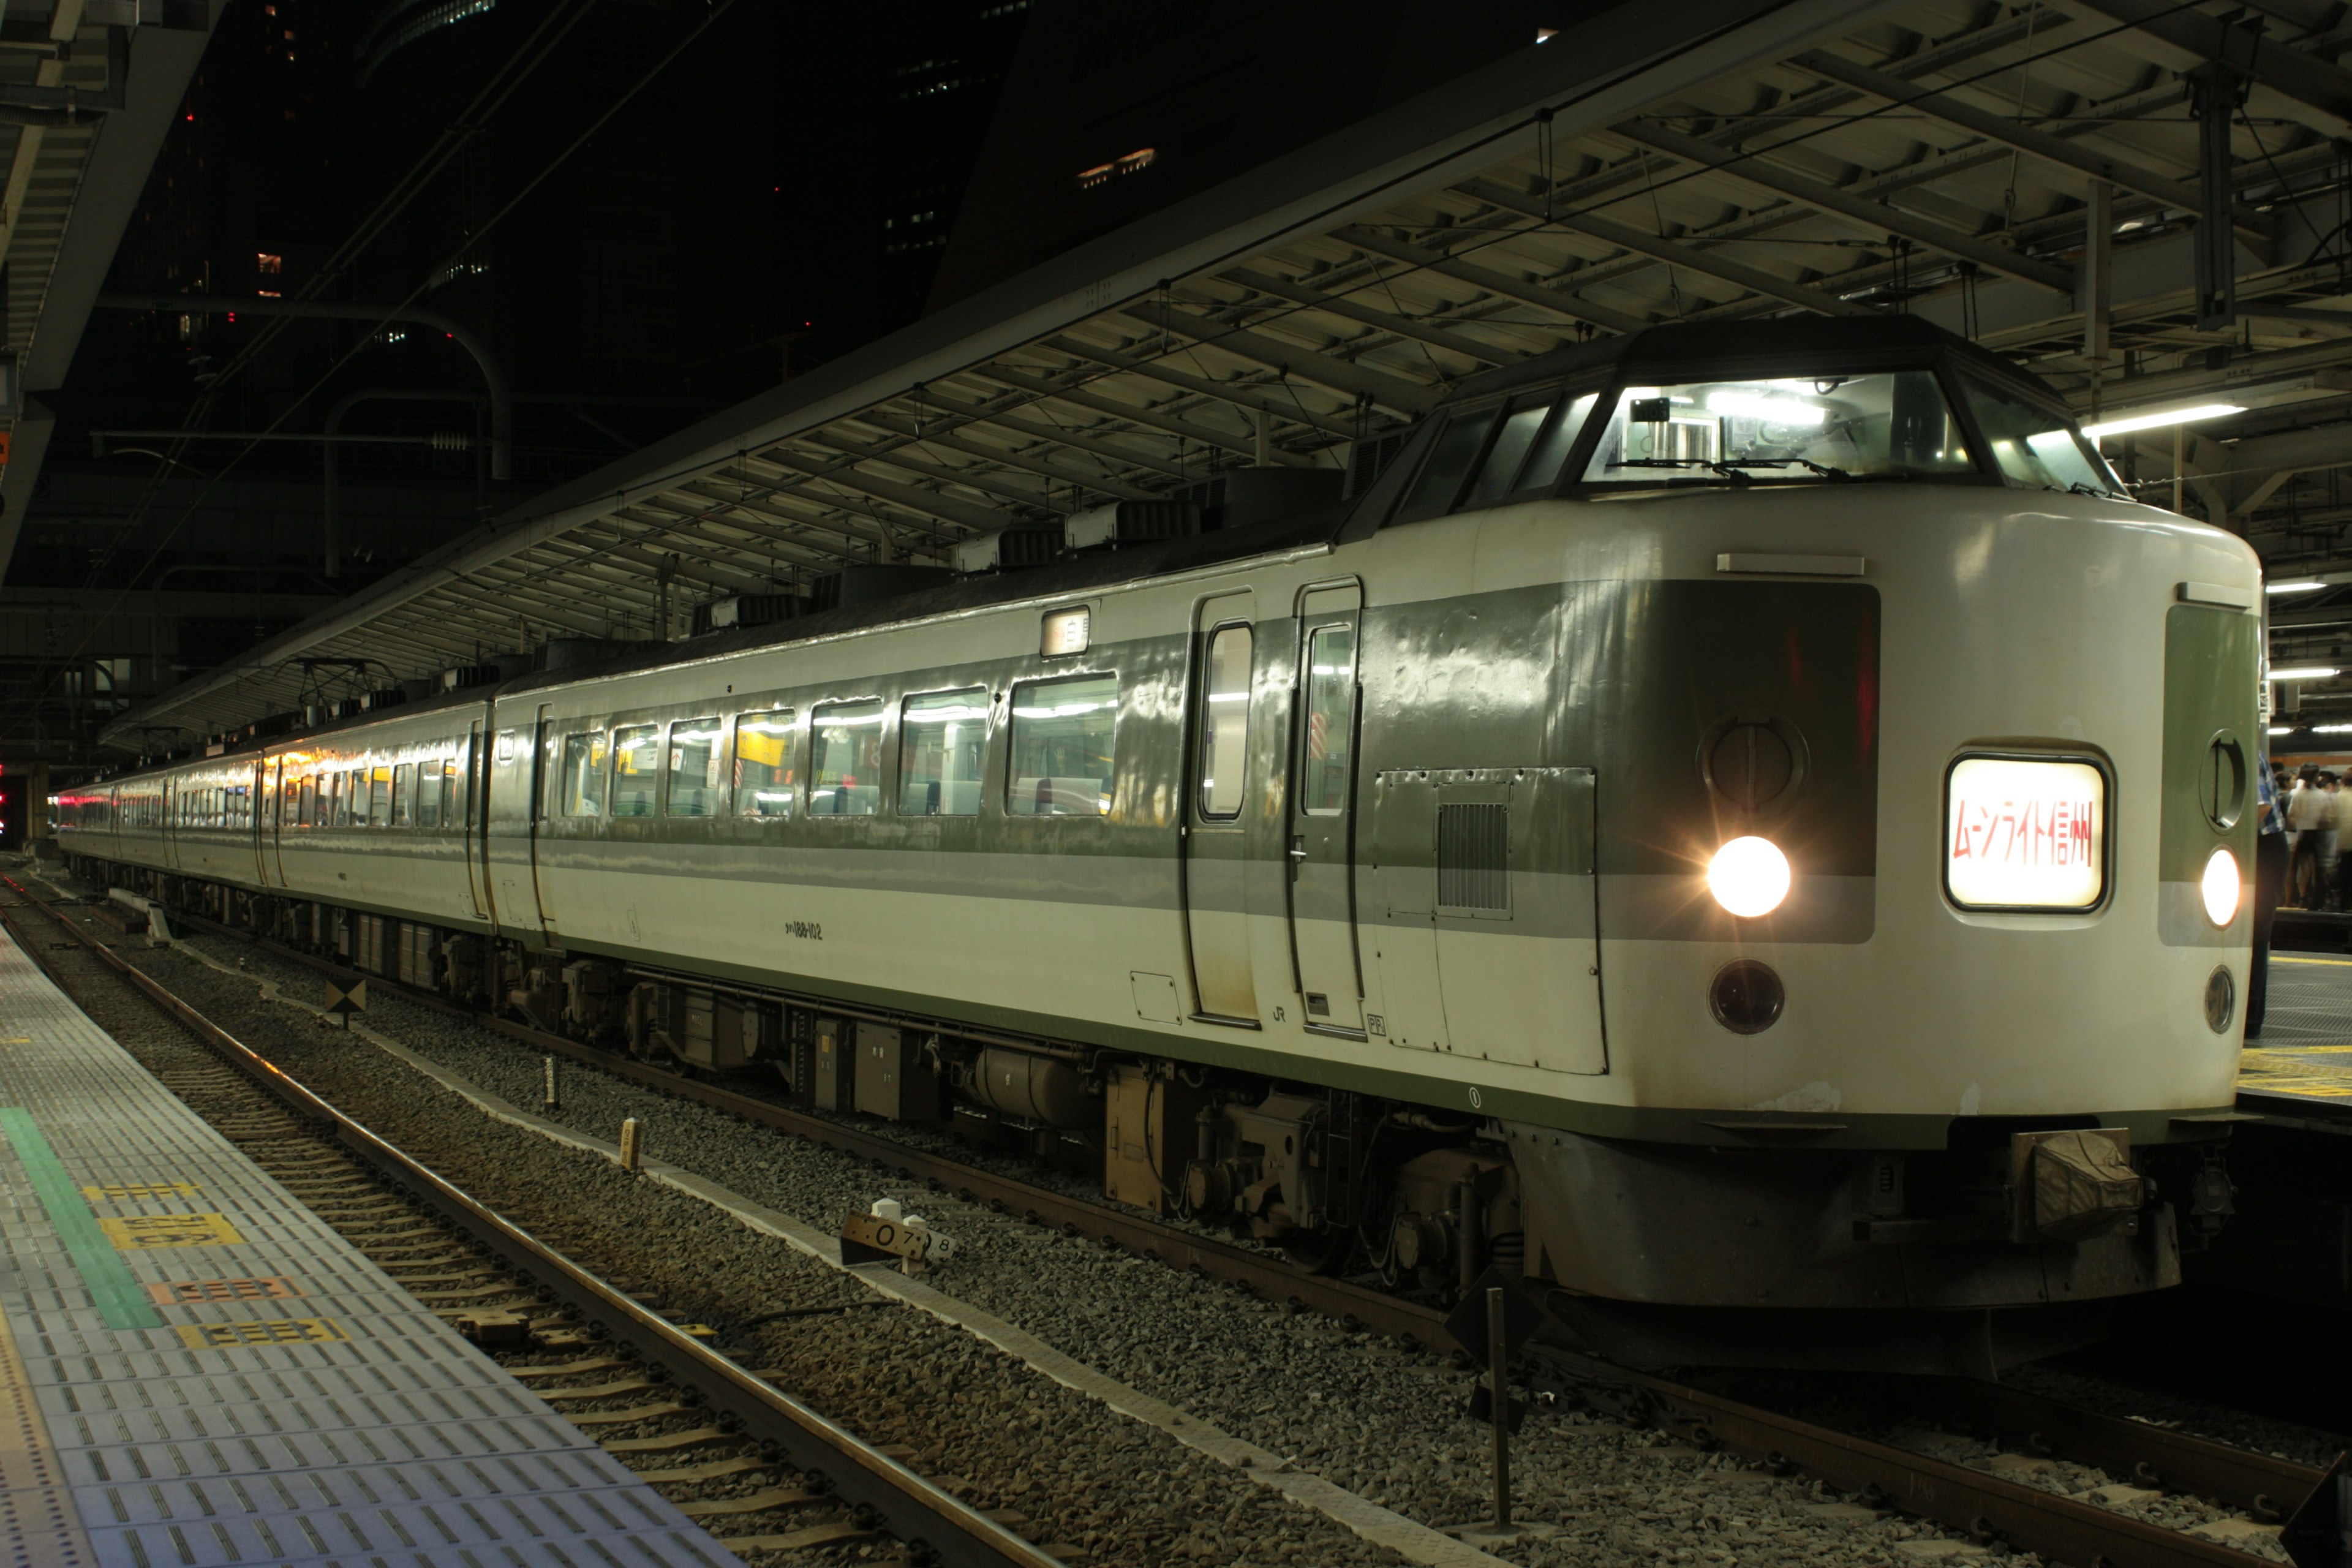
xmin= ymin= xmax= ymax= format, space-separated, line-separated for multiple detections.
xmin=0 ymin=877 xmax=1060 ymax=1568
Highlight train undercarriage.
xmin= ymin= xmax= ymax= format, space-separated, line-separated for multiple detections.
xmin=90 ymin=865 xmax=2237 ymax=1379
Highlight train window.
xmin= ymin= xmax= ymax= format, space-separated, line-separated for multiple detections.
xmin=1008 ymin=673 xmax=1117 ymax=817
xmin=1463 ymin=398 xmax=1554 ymax=508
xmin=1513 ymin=392 xmax=1599 ymax=494
xmin=1958 ymin=379 xmax=2120 ymax=496
xmin=665 ymin=717 xmax=725 ymax=818
xmin=368 ymin=766 xmax=393 ymax=828
xmin=611 ymin=725 xmax=661 ymax=818
xmin=441 ymin=758 xmax=460 ymax=828
xmin=391 ymin=764 xmax=415 ymax=827
xmin=899 ymin=688 xmax=987 ymax=817
xmin=417 ymin=761 xmax=443 ymax=829
xmin=1301 ymin=625 xmax=1356 ymax=815
xmin=1400 ymin=409 xmax=1496 ymax=515
xmin=810 ymin=700 xmax=884 ymax=817
xmin=560 ymin=732 xmax=611 ymax=818
xmin=1197 ymin=623 xmax=1253 ymax=820
xmin=1583 ymin=372 xmax=1977 ymax=484
xmin=733 ymin=710 xmax=795 ymax=818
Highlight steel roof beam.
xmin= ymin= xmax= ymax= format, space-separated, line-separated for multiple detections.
xmin=2067 ymin=0 xmax=2352 ymax=137
xmin=709 ymin=460 xmax=965 ymax=544
xmin=1787 ymin=47 xmax=2271 ymax=246
xmin=912 ymin=390 xmax=1203 ymax=482
xmin=1033 ymin=341 xmax=1356 ymax=443
xmin=975 ymin=363 xmax=1311 ymax=461
xmin=756 ymin=450 xmax=1008 ymax=535
xmin=622 ymin=496 xmax=883 ymax=570
xmin=1337 ymin=226 xmax=1654 ymax=333
xmin=1217 ymin=266 xmax=1512 ymax=364
xmin=663 ymin=480 xmax=902 ymax=554
xmin=1612 ymin=121 xmax=2079 ymax=295
xmin=1457 ymin=176 xmax=1879 ymax=316
xmin=803 ymin=431 xmax=1074 ymax=514
xmin=1109 ymin=306 xmax=1440 ymax=415
xmin=851 ymin=411 xmax=1161 ymax=501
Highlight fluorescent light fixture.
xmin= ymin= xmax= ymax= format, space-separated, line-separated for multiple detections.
xmin=2270 ymin=666 xmax=2341 ymax=682
xmin=2267 ymin=580 xmax=2329 ymax=595
xmin=2081 ymin=402 xmax=2245 ymax=441
xmin=1706 ymin=390 xmax=1827 ymax=427
xmin=2271 ymin=725 xmax=2294 ymax=735
xmin=2315 ymin=723 xmax=2352 ymax=734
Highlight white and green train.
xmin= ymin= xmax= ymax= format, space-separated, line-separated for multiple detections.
xmin=58 ymin=319 xmax=2257 ymax=1374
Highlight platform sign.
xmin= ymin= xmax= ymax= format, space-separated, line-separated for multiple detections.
xmin=325 ymin=978 xmax=367 ymax=1027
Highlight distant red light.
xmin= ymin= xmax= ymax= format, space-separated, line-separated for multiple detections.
xmin=184 ymin=113 xmax=194 ymax=121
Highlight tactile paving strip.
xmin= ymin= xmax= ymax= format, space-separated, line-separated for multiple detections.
xmin=0 ymin=922 xmax=739 ymax=1567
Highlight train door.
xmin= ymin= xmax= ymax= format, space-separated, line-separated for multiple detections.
xmin=484 ymin=709 xmax=549 ymax=946
xmin=1287 ymin=582 xmax=1365 ymax=1034
xmin=527 ymin=705 xmax=560 ymax=938
xmin=263 ymin=758 xmax=287 ymax=887
xmin=1183 ymin=592 xmax=1261 ymax=1024
xmin=463 ymin=718 xmax=493 ymax=922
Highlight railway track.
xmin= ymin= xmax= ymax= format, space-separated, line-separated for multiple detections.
xmin=0 ymin=878 xmax=1061 ymax=1568
xmin=24 ymin=875 xmax=2348 ymax=1568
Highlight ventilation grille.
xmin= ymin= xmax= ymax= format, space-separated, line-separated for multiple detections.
xmin=1436 ymin=802 xmax=1510 ymax=912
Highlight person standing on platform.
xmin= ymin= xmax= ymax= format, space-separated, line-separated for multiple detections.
xmin=2319 ymin=773 xmax=2345 ymax=911
xmin=2250 ymin=753 xmax=2288 ymax=1038
xmin=2288 ymin=767 xmax=2327 ymax=905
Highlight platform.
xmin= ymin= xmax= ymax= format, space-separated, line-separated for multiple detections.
xmin=0 ymin=921 xmax=736 ymax=1567
xmin=2241 ymin=953 xmax=2352 ymax=1108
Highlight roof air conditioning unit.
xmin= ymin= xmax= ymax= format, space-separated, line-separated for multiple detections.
xmin=953 ymin=524 xmax=1063 ymax=575
xmin=1065 ymin=499 xmax=1200 ymax=552
xmin=808 ymin=565 xmax=955 ymax=612
xmin=1175 ymin=467 xmax=1345 ymax=530
xmin=1344 ymin=429 xmax=1415 ymax=499
xmin=693 ymin=593 xmax=813 ymax=636
xmin=440 ymin=665 xmax=498 ymax=691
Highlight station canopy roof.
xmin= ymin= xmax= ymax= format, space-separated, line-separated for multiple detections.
xmin=104 ymin=0 xmax=2352 ymax=752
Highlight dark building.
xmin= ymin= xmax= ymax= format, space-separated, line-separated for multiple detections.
xmin=928 ymin=0 xmax=1540 ymax=310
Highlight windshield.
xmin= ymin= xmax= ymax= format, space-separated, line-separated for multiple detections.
xmin=1581 ymin=370 xmax=1977 ymax=486
xmin=1958 ymin=377 xmax=2125 ymax=496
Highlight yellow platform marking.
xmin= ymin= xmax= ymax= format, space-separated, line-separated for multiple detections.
xmin=80 ymin=1182 xmax=201 ymax=1201
xmin=2275 ymin=954 xmax=2352 ymax=967
xmin=97 ymin=1213 xmax=245 ymax=1250
xmin=0 ymin=1038 xmax=27 ymax=1045
xmin=0 ymin=1296 xmax=96 ymax=1564
xmin=174 ymin=1317 xmax=344 ymax=1350
xmin=146 ymin=1276 xmax=301 ymax=1306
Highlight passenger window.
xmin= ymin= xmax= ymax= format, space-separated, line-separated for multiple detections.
xmin=811 ymin=700 xmax=884 ymax=816
xmin=1198 ymin=624 xmax=1253 ymax=820
xmin=1959 ymin=378 xmax=2119 ymax=494
xmin=391 ymin=764 xmax=414 ymax=827
xmin=369 ymin=766 xmax=393 ymax=828
xmin=611 ymin=725 xmax=661 ymax=818
xmin=1401 ymin=410 xmax=1494 ymax=514
xmin=664 ymin=717 xmax=724 ymax=817
xmin=418 ymin=761 xmax=443 ymax=829
xmin=900 ymin=688 xmax=988 ymax=817
xmin=1009 ymin=673 xmax=1117 ymax=817
xmin=733 ymin=710 xmax=796 ymax=817
xmin=1515 ymin=392 xmax=1597 ymax=494
xmin=1301 ymin=625 xmax=1356 ymax=815
xmin=1463 ymin=399 xmax=1553 ymax=508
xmin=560 ymin=732 xmax=609 ymax=818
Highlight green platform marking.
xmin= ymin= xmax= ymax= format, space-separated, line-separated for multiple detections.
xmin=0 ymin=1109 xmax=164 ymax=1331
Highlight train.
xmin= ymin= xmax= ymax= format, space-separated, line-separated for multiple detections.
xmin=53 ymin=317 xmax=2256 ymax=1377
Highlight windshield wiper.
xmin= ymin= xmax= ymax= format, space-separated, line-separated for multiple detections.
xmin=1614 ymin=458 xmax=1852 ymax=483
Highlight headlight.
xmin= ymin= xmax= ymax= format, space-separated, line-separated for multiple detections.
xmin=1708 ymin=836 xmax=1791 ymax=918
xmin=2201 ymin=847 xmax=2241 ymax=927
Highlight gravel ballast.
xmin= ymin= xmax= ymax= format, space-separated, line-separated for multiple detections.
xmin=18 ymin=861 xmax=2337 ymax=1568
